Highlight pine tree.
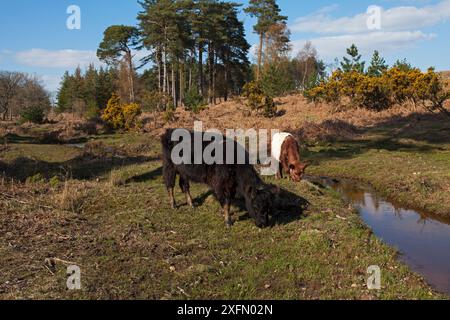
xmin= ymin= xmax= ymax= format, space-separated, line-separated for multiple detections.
xmin=263 ymin=23 xmax=291 ymax=67
xmin=245 ymin=0 xmax=287 ymax=81
xmin=367 ymin=50 xmax=388 ymax=77
xmin=56 ymin=71 xmax=72 ymax=112
xmin=216 ymin=2 xmax=250 ymax=101
xmin=393 ymin=58 xmax=413 ymax=72
xmin=96 ymin=67 xmax=117 ymax=110
xmin=84 ymin=64 xmax=98 ymax=106
xmin=56 ymin=66 xmax=117 ymax=115
xmin=138 ymin=0 xmax=250 ymax=106
xmin=341 ymin=44 xmax=365 ymax=73
xmin=97 ymin=25 xmax=139 ymax=102
xmin=138 ymin=0 xmax=189 ymax=107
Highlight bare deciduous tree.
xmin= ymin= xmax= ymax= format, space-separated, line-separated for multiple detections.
xmin=0 ymin=71 xmax=50 ymax=120
xmin=0 ymin=71 xmax=25 ymax=120
xmin=293 ymin=42 xmax=323 ymax=90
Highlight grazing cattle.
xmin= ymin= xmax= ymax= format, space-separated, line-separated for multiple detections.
xmin=161 ymin=129 xmax=278 ymax=228
xmin=271 ymin=132 xmax=308 ymax=182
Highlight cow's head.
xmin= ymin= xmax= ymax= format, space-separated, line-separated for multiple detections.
xmin=289 ymin=162 xmax=309 ymax=182
xmin=250 ymin=184 xmax=280 ymax=228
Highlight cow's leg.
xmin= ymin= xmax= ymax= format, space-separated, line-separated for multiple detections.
xmin=179 ymin=176 xmax=194 ymax=208
xmin=276 ymin=162 xmax=283 ymax=179
xmin=216 ymin=186 xmax=235 ymax=228
xmin=168 ymin=188 xmax=176 ymax=209
xmin=281 ymin=162 xmax=290 ymax=181
xmin=163 ymin=163 xmax=177 ymax=209
xmin=217 ymin=195 xmax=232 ymax=228
xmin=223 ymin=201 xmax=232 ymax=228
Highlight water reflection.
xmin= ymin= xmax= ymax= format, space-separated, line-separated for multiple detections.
xmin=307 ymin=176 xmax=450 ymax=296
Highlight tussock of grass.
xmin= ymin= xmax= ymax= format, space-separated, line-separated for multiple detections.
xmin=53 ymin=181 xmax=89 ymax=213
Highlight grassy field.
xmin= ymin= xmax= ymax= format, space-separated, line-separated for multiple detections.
xmin=1 ymin=98 xmax=449 ymax=299
xmin=305 ymin=112 xmax=450 ymax=218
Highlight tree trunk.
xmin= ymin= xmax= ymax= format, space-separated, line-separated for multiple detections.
xmin=302 ymin=59 xmax=309 ymax=91
xmin=213 ymin=53 xmax=217 ymax=105
xmin=157 ymin=48 xmax=162 ymax=93
xmin=163 ymin=27 xmax=169 ymax=97
xmin=163 ymin=48 xmax=168 ymax=94
xmin=1 ymin=102 xmax=9 ymax=121
xmin=198 ymin=45 xmax=204 ymax=97
xmin=172 ymin=65 xmax=176 ymax=108
xmin=208 ymin=42 xmax=214 ymax=105
xmin=189 ymin=66 xmax=192 ymax=92
xmin=179 ymin=57 xmax=185 ymax=107
xmin=257 ymin=33 xmax=264 ymax=81
xmin=189 ymin=50 xmax=193 ymax=92
xmin=126 ymin=49 xmax=135 ymax=102
xmin=224 ymin=69 xmax=229 ymax=102
xmin=224 ymin=56 xmax=229 ymax=102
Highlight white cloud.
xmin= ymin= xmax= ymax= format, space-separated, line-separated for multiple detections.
xmin=15 ymin=49 xmax=100 ymax=69
xmin=40 ymin=74 xmax=63 ymax=92
xmin=14 ymin=48 xmax=152 ymax=70
xmin=292 ymin=31 xmax=435 ymax=60
xmin=290 ymin=0 xmax=450 ymax=34
xmin=13 ymin=48 xmax=152 ymax=91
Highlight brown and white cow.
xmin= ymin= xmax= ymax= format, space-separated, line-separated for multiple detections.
xmin=271 ymin=132 xmax=308 ymax=182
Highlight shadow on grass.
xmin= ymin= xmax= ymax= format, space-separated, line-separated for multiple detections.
xmin=299 ymin=112 xmax=450 ymax=165
xmin=373 ymin=112 xmax=450 ymax=145
xmin=1 ymin=154 xmax=158 ymax=181
xmin=191 ymin=187 xmax=309 ymax=227
xmin=4 ymin=133 xmax=89 ymax=145
xmin=125 ymin=166 xmax=163 ymax=184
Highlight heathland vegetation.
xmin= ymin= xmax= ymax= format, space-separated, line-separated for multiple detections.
xmin=1 ymin=0 xmax=450 ymax=299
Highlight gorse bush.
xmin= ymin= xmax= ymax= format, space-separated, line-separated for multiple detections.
xmin=305 ymin=67 xmax=449 ymax=113
xmin=242 ymin=81 xmax=277 ymax=118
xmin=355 ymin=76 xmax=391 ymax=111
xmin=102 ymin=93 xmax=142 ymax=130
xmin=304 ymin=71 xmax=342 ymax=105
xmin=414 ymin=68 xmax=450 ymax=115
xmin=122 ymin=103 xmax=142 ymax=129
xmin=384 ymin=67 xmax=422 ymax=104
xmin=242 ymin=81 xmax=265 ymax=110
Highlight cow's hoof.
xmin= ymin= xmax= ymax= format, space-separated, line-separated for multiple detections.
xmin=225 ymin=220 xmax=233 ymax=228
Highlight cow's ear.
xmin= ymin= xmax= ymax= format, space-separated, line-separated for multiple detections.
xmin=302 ymin=163 xmax=310 ymax=170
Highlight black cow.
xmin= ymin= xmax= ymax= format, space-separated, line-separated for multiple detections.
xmin=161 ymin=129 xmax=277 ymax=228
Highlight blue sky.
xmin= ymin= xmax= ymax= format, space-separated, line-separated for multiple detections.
xmin=1 ymin=0 xmax=449 ymax=93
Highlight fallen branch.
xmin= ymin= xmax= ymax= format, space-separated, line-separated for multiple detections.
xmin=45 ymin=257 xmax=81 ymax=267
